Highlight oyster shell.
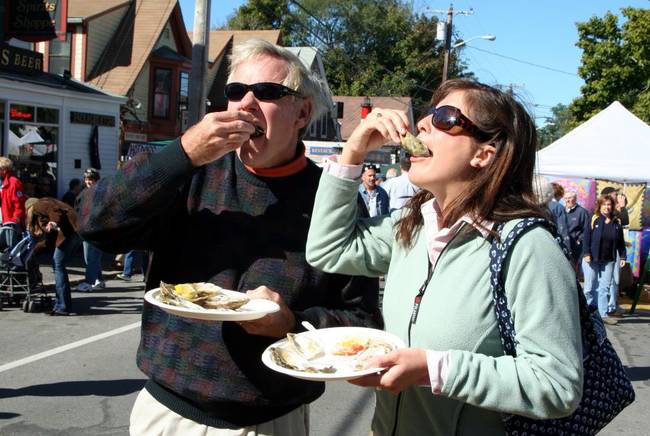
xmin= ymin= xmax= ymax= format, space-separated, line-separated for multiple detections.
xmin=270 ymin=344 xmax=335 ymax=373
xmin=400 ymin=131 xmax=430 ymax=157
xmin=286 ymin=333 xmax=325 ymax=360
xmin=353 ymin=338 xmax=397 ymax=370
xmin=158 ymin=281 xmax=249 ymax=311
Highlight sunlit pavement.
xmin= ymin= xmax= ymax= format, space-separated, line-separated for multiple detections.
xmin=1 ymin=258 xmax=648 ymax=435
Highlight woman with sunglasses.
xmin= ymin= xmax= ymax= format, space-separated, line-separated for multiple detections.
xmin=306 ymin=79 xmax=582 ymax=435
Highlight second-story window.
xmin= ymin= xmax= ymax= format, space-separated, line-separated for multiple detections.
xmin=49 ymin=32 xmax=71 ymax=75
xmin=152 ymin=68 xmax=172 ymax=118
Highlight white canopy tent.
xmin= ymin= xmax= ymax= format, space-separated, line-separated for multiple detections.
xmin=537 ymin=101 xmax=650 ymax=184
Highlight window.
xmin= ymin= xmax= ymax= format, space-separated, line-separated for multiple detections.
xmin=49 ymin=32 xmax=71 ymax=75
xmin=8 ymin=104 xmax=60 ymax=197
xmin=152 ymin=68 xmax=172 ymax=118
xmin=178 ymin=71 xmax=189 ymax=111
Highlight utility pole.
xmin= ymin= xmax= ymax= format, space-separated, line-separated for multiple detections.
xmin=431 ymin=4 xmax=474 ymax=82
xmin=188 ymin=0 xmax=211 ymax=127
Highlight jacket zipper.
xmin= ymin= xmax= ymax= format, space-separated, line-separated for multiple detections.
xmin=389 ymin=226 xmax=462 ymax=436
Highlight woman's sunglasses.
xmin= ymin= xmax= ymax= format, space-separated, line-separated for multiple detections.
xmin=429 ymin=105 xmax=490 ymax=140
xmin=224 ymin=82 xmax=303 ymax=101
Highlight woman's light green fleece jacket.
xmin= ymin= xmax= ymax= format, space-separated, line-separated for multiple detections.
xmin=306 ymin=172 xmax=583 ymax=436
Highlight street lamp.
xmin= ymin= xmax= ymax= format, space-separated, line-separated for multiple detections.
xmin=452 ymin=34 xmax=496 ymax=49
xmin=442 ymin=33 xmax=496 ymax=82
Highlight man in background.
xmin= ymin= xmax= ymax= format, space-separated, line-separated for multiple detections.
xmin=381 ymin=154 xmax=420 ymax=211
xmin=358 ymin=164 xmax=389 ymax=217
xmin=61 ymin=178 xmax=82 ymax=207
xmin=564 ymin=190 xmax=590 ymax=270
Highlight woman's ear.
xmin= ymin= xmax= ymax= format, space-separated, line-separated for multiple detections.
xmin=471 ymin=144 xmax=496 ymax=168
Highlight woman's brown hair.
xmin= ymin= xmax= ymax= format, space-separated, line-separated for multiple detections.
xmin=594 ymin=194 xmax=614 ymax=218
xmin=396 ymin=79 xmax=546 ymax=246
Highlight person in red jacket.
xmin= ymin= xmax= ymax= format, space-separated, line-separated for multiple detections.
xmin=0 ymin=157 xmax=26 ymax=248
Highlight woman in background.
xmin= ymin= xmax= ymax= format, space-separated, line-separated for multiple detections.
xmin=583 ymin=194 xmax=627 ymax=325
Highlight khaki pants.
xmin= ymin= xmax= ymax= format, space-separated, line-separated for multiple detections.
xmin=130 ymin=388 xmax=309 ymax=436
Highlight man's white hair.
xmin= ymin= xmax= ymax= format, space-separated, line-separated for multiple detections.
xmin=565 ymin=190 xmax=577 ymax=199
xmin=228 ymin=39 xmax=332 ymax=126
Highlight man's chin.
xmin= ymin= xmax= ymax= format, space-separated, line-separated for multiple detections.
xmin=237 ymin=143 xmax=267 ymax=168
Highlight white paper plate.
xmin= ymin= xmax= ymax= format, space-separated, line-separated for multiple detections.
xmin=261 ymin=327 xmax=405 ymax=381
xmin=144 ymin=288 xmax=280 ymax=321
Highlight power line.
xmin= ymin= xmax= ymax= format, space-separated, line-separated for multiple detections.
xmin=466 ymin=46 xmax=579 ymax=77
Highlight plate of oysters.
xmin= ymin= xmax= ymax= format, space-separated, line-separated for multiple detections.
xmin=262 ymin=327 xmax=405 ymax=381
xmin=144 ymin=281 xmax=280 ymax=321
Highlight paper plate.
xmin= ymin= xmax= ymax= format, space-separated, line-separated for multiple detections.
xmin=261 ymin=327 xmax=405 ymax=381
xmin=144 ymin=288 xmax=280 ymax=321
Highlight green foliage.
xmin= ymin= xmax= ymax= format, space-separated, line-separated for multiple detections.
xmin=226 ymin=0 xmax=466 ymax=116
xmin=537 ymin=104 xmax=571 ymax=149
xmin=570 ymin=7 xmax=650 ymax=125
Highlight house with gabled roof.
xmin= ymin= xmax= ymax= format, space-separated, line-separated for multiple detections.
xmin=33 ymin=0 xmax=192 ymax=143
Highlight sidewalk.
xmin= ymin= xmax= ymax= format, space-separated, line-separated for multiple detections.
xmin=35 ymin=246 xmax=124 ymax=287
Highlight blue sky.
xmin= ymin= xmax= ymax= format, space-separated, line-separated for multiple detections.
xmin=178 ymin=0 xmax=648 ymax=122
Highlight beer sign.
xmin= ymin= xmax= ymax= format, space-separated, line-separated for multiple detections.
xmin=5 ymin=0 xmax=68 ymax=42
xmin=0 ymin=42 xmax=43 ymax=74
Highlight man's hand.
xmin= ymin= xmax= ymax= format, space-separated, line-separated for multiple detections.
xmin=180 ymin=110 xmax=260 ymax=167
xmin=237 ymin=286 xmax=295 ymax=338
xmin=349 ymin=348 xmax=429 ymax=395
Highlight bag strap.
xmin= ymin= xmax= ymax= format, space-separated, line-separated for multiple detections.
xmin=490 ymin=217 xmax=572 ymax=357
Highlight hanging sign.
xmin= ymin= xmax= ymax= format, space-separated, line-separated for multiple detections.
xmin=0 ymin=42 xmax=43 ymax=74
xmin=5 ymin=0 xmax=68 ymax=42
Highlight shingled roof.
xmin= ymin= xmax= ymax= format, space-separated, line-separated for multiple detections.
xmin=68 ymin=0 xmax=130 ymax=20
xmin=87 ymin=0 xmax=190 ymax=96
xmin=333 ymin=96 xmax=414 ymax=139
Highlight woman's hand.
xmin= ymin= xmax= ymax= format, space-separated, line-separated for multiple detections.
xmin=349 ymin=348 xmax=429 ymax=395
xmin=620 ymin=259 xmax=626 ymax=268
xmin=341 ymin=109 xmax=410 ymax=165
xmin=583 ymin=255 xmax=591 ymax=263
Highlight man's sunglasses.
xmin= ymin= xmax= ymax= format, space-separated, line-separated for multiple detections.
xmin=224 ymin=82 xmax=303 ymax=101
xmin=429 ymin=105 xmax=490 ymax=140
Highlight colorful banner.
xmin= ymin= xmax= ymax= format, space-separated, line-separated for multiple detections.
xmin=596 ymin=180 xmax=646 ymax=230
xmin=643 ymin=186 xmax=650 ymax=229
xmin=626 ymin=229 xmax=650 ymax=277
xmin=544 ymin=176 xmax=597 ymax=212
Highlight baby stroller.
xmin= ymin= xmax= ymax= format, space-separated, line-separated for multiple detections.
xmin=0 ymin=232 xmax=48 ymax=312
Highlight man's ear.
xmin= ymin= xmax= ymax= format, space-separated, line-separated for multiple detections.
xmin=295 ymin=99 xmax=313 ymax=130
xmin=471 ymin=144 xmax=496 ymax=168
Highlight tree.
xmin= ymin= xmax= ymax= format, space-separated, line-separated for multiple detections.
xmin=226 ymin=0 xmax=468 ymax=115
xmin=537 ymin=104 xmax=571 ymax=149
xmin=570 ymin=7 xmax=650 ymax=124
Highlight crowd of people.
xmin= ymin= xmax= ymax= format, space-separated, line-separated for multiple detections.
xmin=0 ymin=38 xmax=637 ymax=434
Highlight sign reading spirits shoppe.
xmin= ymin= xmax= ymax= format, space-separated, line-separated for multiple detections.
xmin=5 ymin=0 xmax=68 ymax=42
xmin=70 ymin=111 xmax=116 ymax=127
xmin=0 ymin=42 xmax=43 ymax=74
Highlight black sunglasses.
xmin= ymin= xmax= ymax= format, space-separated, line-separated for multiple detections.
xmin=428 ymin=105 xmax=489 ymax=140
xmin=224 ymin=82 xmax=303 ymax=101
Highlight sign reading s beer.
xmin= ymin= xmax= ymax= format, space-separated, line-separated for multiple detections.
xmin=0 ymin=42 xmax=43 ymax=74
xmin=5 ymin=0 xmax=68 ymax=42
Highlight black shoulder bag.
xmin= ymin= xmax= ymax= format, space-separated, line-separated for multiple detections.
xmin=490 ymin=217 xmax=634 ymax=435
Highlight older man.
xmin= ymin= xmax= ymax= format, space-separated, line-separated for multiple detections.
xmin=77 ymin=39 xmax=380 ymax=435
xmin=564 ymin=190 xmax=590 ymax=268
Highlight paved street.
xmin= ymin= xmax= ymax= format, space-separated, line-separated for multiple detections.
xmin=0 ymin=255 xmax=648 ymax=435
